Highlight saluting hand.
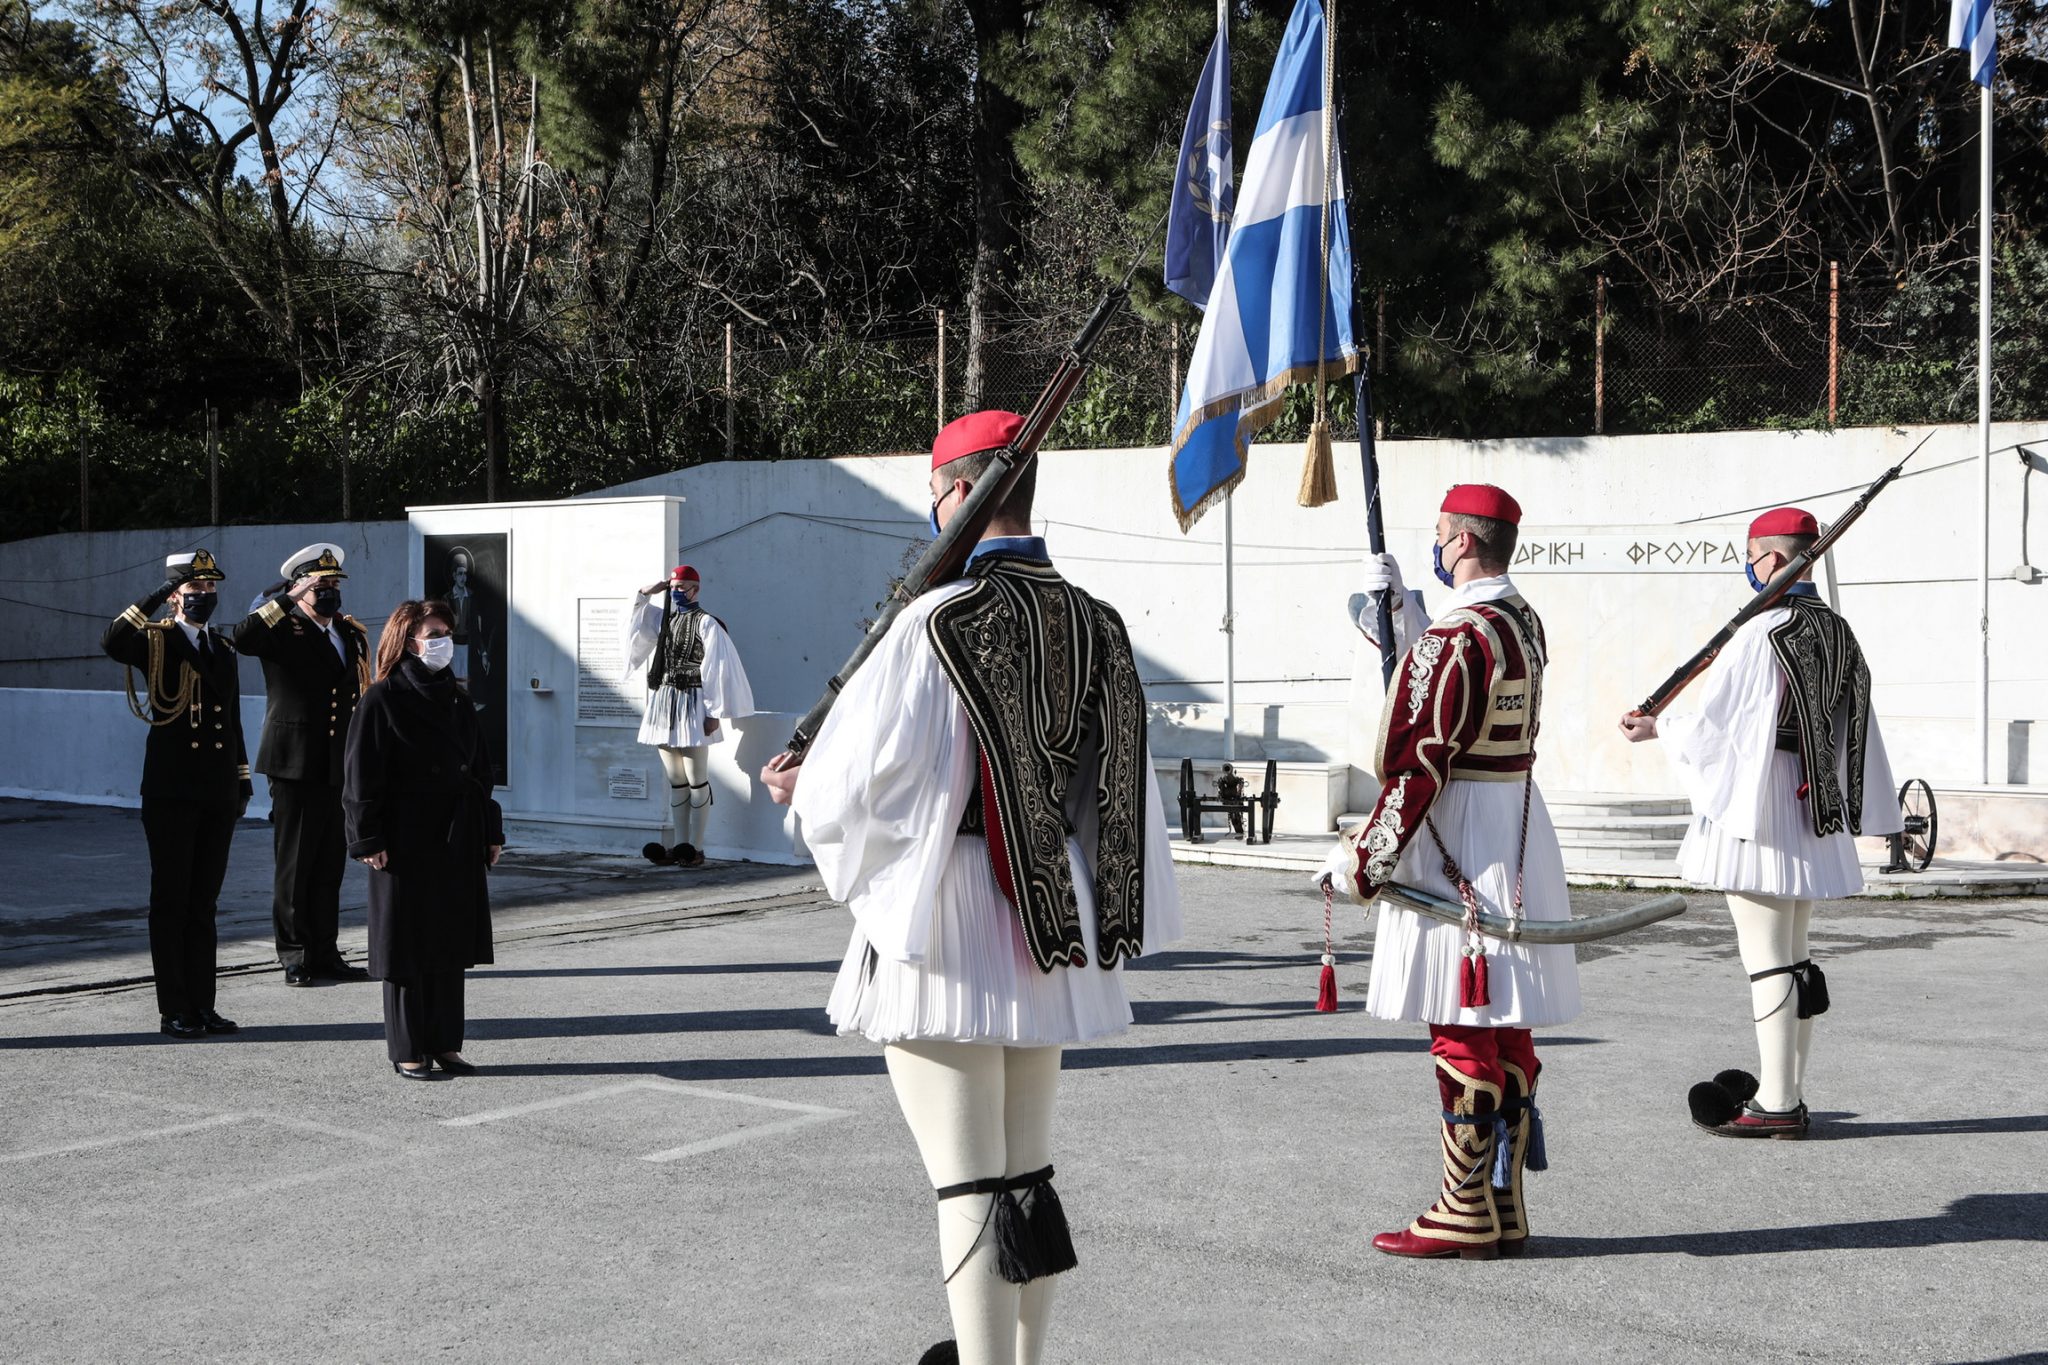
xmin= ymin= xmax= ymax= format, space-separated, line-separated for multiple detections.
xmin=641 ymin=581 xmax=671 ymax=596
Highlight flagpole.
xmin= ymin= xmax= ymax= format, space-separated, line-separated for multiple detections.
xmin=1976 ymin=77 xmax=1992 ymax=784
xmin=1325 ymin=0 xmax=1397 ymax=688
xmin=1220 ymin=0 xmax=1237 ymax=765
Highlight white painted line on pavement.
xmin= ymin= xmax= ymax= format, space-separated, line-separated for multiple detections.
xmin=0 ymin=1112 xmax=243 ymax=1163
xmin=641 ymin=1111 xmax=847 ymax=1164
xmin=439 ymin=1081 xmax=650 ymax=1128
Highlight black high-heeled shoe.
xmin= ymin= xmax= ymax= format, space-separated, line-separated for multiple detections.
xmin=392 ymin=1060 xmax=434 ymax=1081
xmin=433 ymin=1053 xmax=478 ymax=1076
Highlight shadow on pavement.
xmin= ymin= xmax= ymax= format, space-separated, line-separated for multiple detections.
xmin=1806 ymin=1113 xmax=2048 ymax=1139
xmin=1536 ymin=1193 xmax=2048 ymax=1258
xmin=469 ymin=961 xmax=842 ymax=979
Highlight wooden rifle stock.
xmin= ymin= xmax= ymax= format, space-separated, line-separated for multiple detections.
xmin=782 ymin=286 xmax=1130 ymax=762
xmin=1634 ymin=431 xmax=1933 ymax=717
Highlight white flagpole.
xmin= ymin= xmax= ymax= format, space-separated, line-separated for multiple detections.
xmin=1976 ymin=77 xmax=1992 ymax=784
xmin=1219 ymin=0 xmax=1237 ymax=768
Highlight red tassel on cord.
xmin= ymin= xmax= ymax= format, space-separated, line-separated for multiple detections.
xmin=1460 ymin=951 xmax=1491 ymax=1009
xmin=1316 ymin=954 xmax=1338 ymax=1013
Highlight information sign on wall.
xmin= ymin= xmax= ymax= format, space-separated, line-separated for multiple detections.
xmin=577 ymin=597 xmax=643 ymax=726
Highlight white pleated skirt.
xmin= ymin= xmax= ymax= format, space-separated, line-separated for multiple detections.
xmin=1364 ymin=777 xmax=1582 ymax=1029
xmin=637 ymin=685 xmax=725 ymax=748
xmin=827 ymin=834 xmax=1134 ymax=1046
xmin=1677 ymin=750 xmax=1863 ymax=899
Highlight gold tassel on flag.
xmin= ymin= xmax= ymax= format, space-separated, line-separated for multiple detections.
xmin=1296 ymin=0 xmax=1341 ymax=511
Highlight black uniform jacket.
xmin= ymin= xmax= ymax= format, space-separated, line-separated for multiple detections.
xmin=102 ymin=598 xmax=253 ymax=805
xmin=343 ymin=657 xmax=503 ymax=982
xmin=233 ymin=596 xmax=370 ymax=785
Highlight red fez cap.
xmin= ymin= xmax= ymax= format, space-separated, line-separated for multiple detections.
xmin=1441 ymin=483 xmax=1521 ymax=525
xmin=671 ymin=565 xmax=699 ymax=583
xmin=933 ymin=410 xmax=1024 ymax=472
xmin=1748 ymin=507 xmax=1818 ymax=540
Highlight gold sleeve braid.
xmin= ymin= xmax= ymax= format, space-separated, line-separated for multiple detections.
xmin=122 ymin=624 xmax=199 ymax=727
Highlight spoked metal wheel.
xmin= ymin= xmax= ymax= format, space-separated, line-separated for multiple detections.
xmin=1896 ymin=778 xmax=1938 ymax=872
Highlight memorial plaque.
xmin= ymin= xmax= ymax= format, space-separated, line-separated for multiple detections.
xmin=607 ymin=766 xmax=648 ymax=800
xmin=577 ymin=597 xmax=643 ymax=726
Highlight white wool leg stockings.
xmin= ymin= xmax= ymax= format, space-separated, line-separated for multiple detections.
xmin=1727 ymin=891 xmax=1802 ymax=1111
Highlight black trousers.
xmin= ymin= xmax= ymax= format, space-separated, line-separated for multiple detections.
xmin=140 ymin=798 xmax=239 ymax=1017
xmin=269 ymin=777 xmax=346 ymax=967
xmin=383 ymin=971 xmax=466 ymax=1062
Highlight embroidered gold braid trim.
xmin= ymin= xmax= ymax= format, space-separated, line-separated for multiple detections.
xmin=927 ymin=559 xmax=1149 ymax=972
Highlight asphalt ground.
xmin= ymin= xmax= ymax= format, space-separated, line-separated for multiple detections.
xmin=1 ymin=799 xmax=2044 ymax=1364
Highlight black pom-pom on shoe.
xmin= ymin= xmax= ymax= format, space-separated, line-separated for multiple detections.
xmin=1689 ymin=1079 xmax=1740 ymax=1128
xmin=1712 ymin=1069 xmax=1760 ymax=1105
xmin=641 ymin=842 xmax=671 ymax=866
xmin=916 ymin=1342 xmax=959 ymax=1365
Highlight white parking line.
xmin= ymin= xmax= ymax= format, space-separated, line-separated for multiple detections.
xmin=439 ymin=1078 xmax=851 ymax=1162
xmin=0 ymin=1113 xmax=243 ymax=1163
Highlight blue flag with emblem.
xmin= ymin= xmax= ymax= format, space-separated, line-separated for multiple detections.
xmin=1950 ymin=0 xmax=1996 ymax=87
xmin=1168 ymin=0 xmax=1356 ymax=532
xmin=1164 ymin=29 xmax=1234 ymax=308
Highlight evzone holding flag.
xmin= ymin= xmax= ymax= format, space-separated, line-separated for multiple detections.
xmin=761 ymin=411 xmax=1182 ymax=1365
xmin=1318 ymin=484 xmax=1580 ymax=1260
xmin=1619 ymin=507 xmax=1899 ymax=1138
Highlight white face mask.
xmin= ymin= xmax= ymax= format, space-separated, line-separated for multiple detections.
xmin=416 ymin=636 xmax=455 ymax=672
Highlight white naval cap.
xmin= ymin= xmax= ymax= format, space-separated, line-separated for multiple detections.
xmin=168 ymin=549 xmax=225 ymax=581
xmin=280 ymin=542 xmax=347 ymax=580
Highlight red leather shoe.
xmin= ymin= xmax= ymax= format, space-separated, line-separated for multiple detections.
xmin=1372 ymin=1228 xmax=1500 ymax=1260
xmin=1705 ymin=1102 xmax=1809 ymax=1139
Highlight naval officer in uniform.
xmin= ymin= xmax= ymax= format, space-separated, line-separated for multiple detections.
xmin=101 ymin=550 xmax=253 ymax=1038
xmin=235 ymin=543 xmax=372 ymax=985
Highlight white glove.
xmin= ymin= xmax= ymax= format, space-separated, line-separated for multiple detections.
xmin=1311 ymin=837 xmax=1355 ymax=896
xmin=1358 ymin=551 xmax=1405 ymax=600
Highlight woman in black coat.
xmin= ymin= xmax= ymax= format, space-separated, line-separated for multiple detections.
xmin=344 ymin=599 xmax=503 ymax=1079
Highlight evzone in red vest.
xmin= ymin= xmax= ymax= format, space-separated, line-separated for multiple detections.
xmin=1321 ymin=483 xmax=1581 ymax=1260
xmin=1619 ymin=506 xmax=1900 ymax=1138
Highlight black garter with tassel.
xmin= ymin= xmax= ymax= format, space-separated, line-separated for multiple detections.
xmin=935 ymin=1165 xmax=1078 ymax=1285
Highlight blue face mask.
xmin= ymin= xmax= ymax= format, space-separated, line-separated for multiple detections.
xmin=1745 ymin=557 xmax=1770 ymax=593
xmin=1432 ymin=538 xmax=1457 ymax=588
xmin=671 ymin=588 xmax=696 ymax=610
xmin=927 ymin=501 xmax=942 ymax=537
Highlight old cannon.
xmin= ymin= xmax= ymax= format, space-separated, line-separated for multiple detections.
xmin=1177 ymin=758 xmax=1280 ymax=845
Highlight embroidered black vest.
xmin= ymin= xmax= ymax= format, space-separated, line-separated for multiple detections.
xmin=1765 ymin=595 xmax=1874 ymax=838
xmin=647 ymin=604 xmax=707 ymax=692
xmin=927 ymin=556 xmax=1149 ymax=973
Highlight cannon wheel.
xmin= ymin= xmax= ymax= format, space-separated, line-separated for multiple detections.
xmin=1256 ymin=759 xmax=1280 ymax=845
xmin=1897 ymin=778 xmax=1937 ymax=872
xmin=1178 ymin=758 xmax=1202 ymax=844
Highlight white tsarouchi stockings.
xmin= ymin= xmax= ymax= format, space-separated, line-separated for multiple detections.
xmin=656 ymin=745 xmax=711 ymax=849
xmin=885 ymin=1040 xmax=1065 ymax=1365
xmin=1727 ymin=892 xmax=1817 ymax=1111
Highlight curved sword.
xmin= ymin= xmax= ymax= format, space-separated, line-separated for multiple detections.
xmin=1372 ymin=880 xmax=1688 ymax=945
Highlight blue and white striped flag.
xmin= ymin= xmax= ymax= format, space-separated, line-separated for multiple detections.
xmin=1168 ymin=0 xmax=1356 ymax=532
xmin=1950 ymin=0 xmax=1996 ymax=87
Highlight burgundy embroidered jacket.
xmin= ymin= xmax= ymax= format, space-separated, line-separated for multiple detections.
xmin=1344 ymin=594 xmax=1548 ymax=900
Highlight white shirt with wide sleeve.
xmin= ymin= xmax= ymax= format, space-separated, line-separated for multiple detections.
xmin=794 ymin=583 xmax=1183 ymax=1046
xmin=625 ymin=595 xmax=756 ymax=747
xmin=1659 ymin=604 xmax=1900 ymax=899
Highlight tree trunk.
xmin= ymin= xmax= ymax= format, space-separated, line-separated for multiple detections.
xmin=961 ymin=0 xmax=1029 ymax=412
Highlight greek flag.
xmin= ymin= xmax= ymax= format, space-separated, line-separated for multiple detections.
xmin=1950 ymin=0 xmax=1995 ymax=87
xmin=1163 ymin=29 xmax=1234 ymax=308
xmin=1168 ymin=0 xmax=1356 ymax=532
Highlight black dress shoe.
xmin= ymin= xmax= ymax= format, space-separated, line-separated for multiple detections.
xmin=433 ymin=1053 xmax=478 ymax=1076
xmin=160 ymin=1015 xmax=207 ymax=1040
xmin=284 ymin=964 xmax=314 ymax=986
xmin=392 ymin=1061 xmax=435 ymax=1081
xmin=199 ymin=1010 xmax=239 ymax=1035
xmin=311 ymin=960 xmax=371 ymax=982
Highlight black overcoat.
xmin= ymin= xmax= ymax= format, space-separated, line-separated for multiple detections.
xmin=101 ymin=595 xmax=253 ymax=805
xmin=233 ymin=596 xmax=369 ymax=785
xmin=342 ymin=657 xmax=504 ymax=982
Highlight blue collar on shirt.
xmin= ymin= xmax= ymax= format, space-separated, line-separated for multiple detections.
xmin=1783 ymin=581 xmax=1820 ymax=598
xmin=968 ymin=535 xmax=1050 ymax=565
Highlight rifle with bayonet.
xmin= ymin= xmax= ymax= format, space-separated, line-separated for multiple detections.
xmin=1631 ymin=430 xmax=1934 ymax=719
xmin=780 ymin=271 xmax=1141 ymax=765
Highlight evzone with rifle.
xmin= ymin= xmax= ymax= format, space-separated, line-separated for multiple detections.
xmin=1317 ymin=483 xmax=1580 ymax=1262
xmin=760 ymin=408 xmax=1182 ymax=1365
xmin=1620 ymin=502 xmax=1901 ymax=1139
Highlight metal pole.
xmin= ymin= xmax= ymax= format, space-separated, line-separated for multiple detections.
xmin=339 ymin=389 xmax=353 ymax=521
xmin=1168 ymin=320 xmax=1180 ymax=417
xmin=1977 ymin=82 xmax=1993 ymax=785
xmin=1594 ymin=275 xmax=1607 ymax=435
xmin=724 ymin=322 xmax=735 ymax=460
xmin=1223 ymin=491 xmax=1236 ymax=763
xmin=936 ymin=309 xmax=948 ymax=436
xmin=1828 ymin=261 xmax=1840 ymax=425
xmin=206 ymin=402 xmax=220 ymax=526
xmin=1324 ymin=1 xmax=1395 ymax=687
